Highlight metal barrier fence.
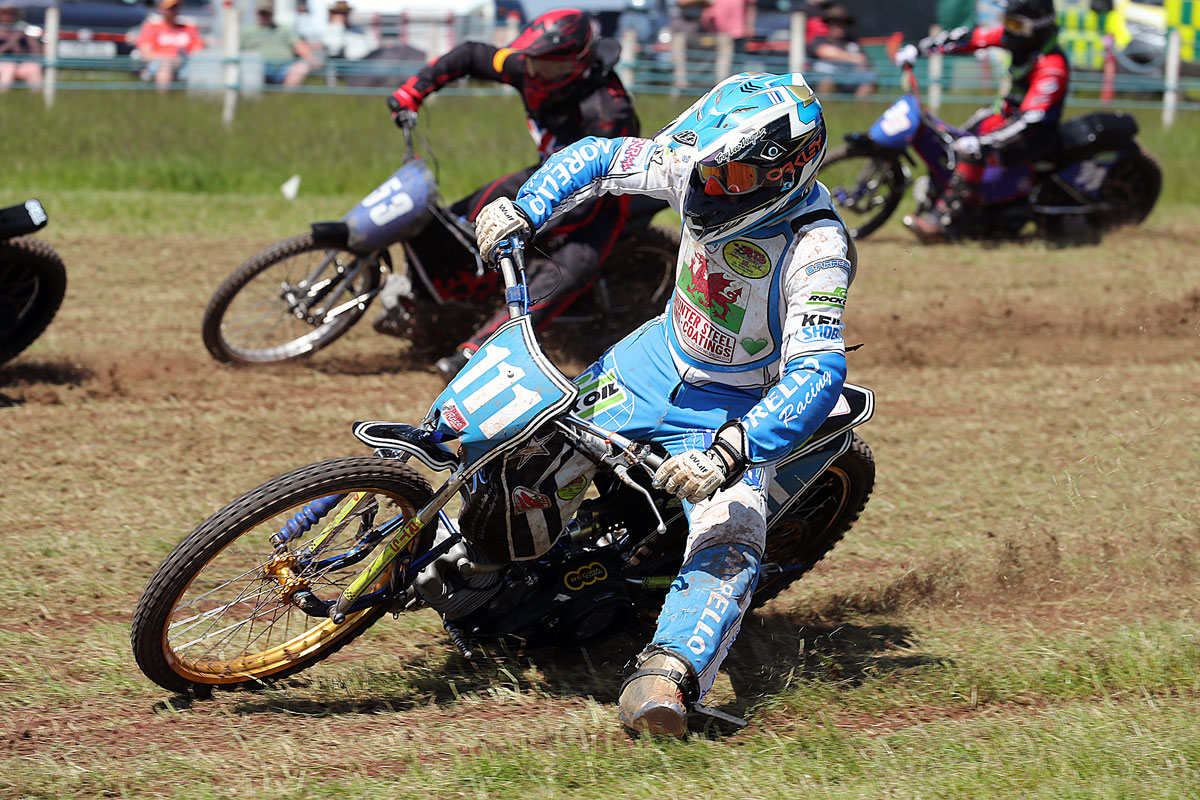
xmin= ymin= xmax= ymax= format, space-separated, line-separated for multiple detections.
xmin=6 ymin=8 xmax=1198 ymax=125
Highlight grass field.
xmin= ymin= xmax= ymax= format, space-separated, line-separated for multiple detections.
xmin=1 ymin=90 xmax=1198 ymax=799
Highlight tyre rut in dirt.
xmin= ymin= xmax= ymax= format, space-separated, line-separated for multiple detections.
xmin=0 ymin=237 xmax=67 ymax=366
xmin=131 ymin=457 xmax=433 ymax=695
xmin=202 ymin=233 xmax=382 ymax=365
xmin=819 ymin=146 xmax=906 ymax=240
xmin=752 ymin=434 xmax=875 ymax=607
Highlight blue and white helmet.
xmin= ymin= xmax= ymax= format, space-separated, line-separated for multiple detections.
xmin=657 ymin=73 xmax=827 ymax=244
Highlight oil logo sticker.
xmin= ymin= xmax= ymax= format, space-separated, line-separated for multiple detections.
xmin=564 ymin=562 xmax=608 ymax=591
xmin=721 ymin=239 xmax=771 ymax=279
xmin=572 ymin=369 xmax=627 ymax=420
xmin=557 ymin=475 xmax=588 ymax=501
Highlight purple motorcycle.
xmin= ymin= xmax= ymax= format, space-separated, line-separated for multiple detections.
xmin=820 ymin=68 xmax=1161 ymax=242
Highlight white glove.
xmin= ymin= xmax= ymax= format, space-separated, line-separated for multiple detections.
xmin=894 ymin=43 xmax=918 ymax=69
xmin=952 ymin=134 xmax=982 ymax=159
xmin=654 ymin=449 xmax=727 ymax=504
xmin=475 ymin=198 xmax=532 ymax=263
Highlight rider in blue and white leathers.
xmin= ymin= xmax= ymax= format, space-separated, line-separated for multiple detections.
xmin=476 ymin=73 xmax=855 ymax=736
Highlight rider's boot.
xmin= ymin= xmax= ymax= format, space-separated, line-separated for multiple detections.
xmin=372 ymin=273 xmax=416 ymax=338
xmin=906 ymin=171 xmax=980 ymax=244
xmin=618 ymin=648 xmax=695 ymax=737
xmin=619 ymin=541 xmax=761 ymax=737
xmin=434 ymin=345 xmax=475 ymax=384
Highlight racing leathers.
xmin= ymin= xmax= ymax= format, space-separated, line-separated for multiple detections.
xmin=912 ymin=25 xmax=1069 ymax=238
xmin=394 ymin=38 xmax=639 ymax=357
xmin=499 ymin=133 xmax=855 ymax=707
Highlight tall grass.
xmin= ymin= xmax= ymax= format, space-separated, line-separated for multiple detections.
xmin=5 ymin=90 xmax=1197 ymax=207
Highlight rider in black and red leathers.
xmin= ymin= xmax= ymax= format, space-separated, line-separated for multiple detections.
xmin=382 ymin=9 xmax=640 ymax=379
xmin=896 ymin=0 xmax=1069 ymax=242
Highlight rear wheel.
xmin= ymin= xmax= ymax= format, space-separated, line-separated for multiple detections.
xmin=0 ymin=238 xmax=67 ymax=366
xmin=202 ymin=234 xmax=383 ymax=365
xmin=819 ymin=146 xmax=908 ymax=240
xmin=599 ymin=225 xmax=680 ymax=331
xmin=752 ymin=434 xmax=875 ymax=607
xmin=131 ymin=457 xmax=433 ymax=695
xmin=1096 ymin=146 xmax=1161 ymax=229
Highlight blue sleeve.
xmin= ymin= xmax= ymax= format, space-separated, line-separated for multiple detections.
xmin=511 ymin=136 xmax=626 ymax=229
xmin=739 ymin=351 xmax=847 ymax=463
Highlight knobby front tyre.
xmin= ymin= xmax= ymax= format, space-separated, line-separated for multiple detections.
xmin=202 ymin=233 xmax=383 ymax=365
xmin=131 ymin=457 xmax=433 ymax=695
xmin=0 ymin=237 xmax=67 ymax=366
xmin=819 ymin=146 xmax=907 ymax=240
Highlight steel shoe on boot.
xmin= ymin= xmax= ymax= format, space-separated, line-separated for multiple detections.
xmin=904 ymin=209 xmax=954 ymax=244
xmin=434 ymin=348 xmax=472 ymax=384
xmin=618 ymin=649 xmax=696 ymax=738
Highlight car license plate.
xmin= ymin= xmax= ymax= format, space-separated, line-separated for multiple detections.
xmin=58 ymin=40 xmax=118 ymax=58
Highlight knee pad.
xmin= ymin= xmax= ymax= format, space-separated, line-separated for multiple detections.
xmin=683 ymin=481 xmax=766 ymax=560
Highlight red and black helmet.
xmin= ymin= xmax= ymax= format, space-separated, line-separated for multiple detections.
xmin=510 ymin=9 xmax=599 ymax=101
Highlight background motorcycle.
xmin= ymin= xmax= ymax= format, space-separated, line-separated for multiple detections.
xmin=201 ymin=119 xmax=679 ymax=366
xmin=820 ymin=66 xmax=1161 ymax=242
xmin=0 ymin=200 xmax=67 ymax=366
xmin=134 ymin=241 xmax=875 ymax=716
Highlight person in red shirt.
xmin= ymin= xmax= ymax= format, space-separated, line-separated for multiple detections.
xmin=134 ymin=0 xmax=204 ymax=93
xmin=895 ymin=0 xmax=1069 ymax=242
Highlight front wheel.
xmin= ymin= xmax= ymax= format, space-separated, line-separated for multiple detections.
xmin=131 ymin=457 xmax=433 ymax=695
xmin=819 ymin=145 xmax=908 ymax=240
xmin=0 ymin=237 xmax=67 ymax=366
xmin=752 ymin=434 xmax=875 ymax=607
xmin=202 ymin=233 xmax=383 ymax=365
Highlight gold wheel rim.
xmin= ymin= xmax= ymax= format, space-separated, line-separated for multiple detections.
xmin=161 ymin=487 xmax=417 ymax=685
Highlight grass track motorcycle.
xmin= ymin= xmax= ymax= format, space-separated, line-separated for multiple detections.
xmin=201 ymin=119 xmax=679 ymax=366
xmin=0 ymin=200 xmax=67 ymax=366
xmin=820 ymin=66 xmax=1161 ymax=242
xmin=133 ymin=240 xmax=876 ymax=716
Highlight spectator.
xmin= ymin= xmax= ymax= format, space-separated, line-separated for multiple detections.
xmin=320 ymin=0 xmax=376 ymax=61
xmin=808 ymin=4 xmax=876 ymax=98
xmin=671 ymin=0 xmax=710 ymax=51
xmin=804 ymin=0 xmax=831 ymax=44
xmin=702 ymin=0 xmax=753 ymax=47
xmin=134 ymin=0 xmax=204 ymax=93
xmin=0 ymin=2 xmax=42 ymax=92
xmin=241 ymin=0 xmax=319 ymax=89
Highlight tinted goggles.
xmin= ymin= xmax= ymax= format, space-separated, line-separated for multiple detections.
xmin=1002 ymin=12 xmax=1051 ymax=36
xmin=696 ymin=159 xmax=775 ymax=196
xmin=524 ymin=57 xmax=582 ymax=80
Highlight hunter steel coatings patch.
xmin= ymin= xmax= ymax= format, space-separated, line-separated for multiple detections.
xmin=722 ymin=239 xmax=771 ymax=279
xmin=557 ymin=475 xmax=588 ymax=501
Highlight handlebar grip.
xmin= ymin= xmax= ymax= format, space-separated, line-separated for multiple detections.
xmin=643 ymin=451 xmax=665 ymax=472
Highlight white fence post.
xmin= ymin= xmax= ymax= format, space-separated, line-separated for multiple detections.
xmin=788 ymin=11 xmax=806 ymax=74
xmin=43 ymin=4 xmax=59 ymax=109
xmin=221 ymin=0 xmax=239 ymax=127
xmin=619 ymin=27 xmax=637 ymax=89
xmin=671 ymin=26 xmax=686 ymax=95
xmin=1163 ymin=26 xmax=1181 ymax=128
xmin=715 ymin=32 xmax=733 ymax=82
xmin=928 ymin=24 xmax=943 ymax=115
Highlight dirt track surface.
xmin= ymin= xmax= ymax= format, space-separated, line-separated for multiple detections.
xmin=1 ymin=220 xmax=1198 ymax=797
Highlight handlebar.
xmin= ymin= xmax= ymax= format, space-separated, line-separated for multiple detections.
xmin=491 ymin=238 xmax=530 ymax=319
